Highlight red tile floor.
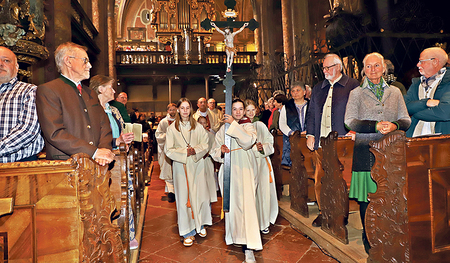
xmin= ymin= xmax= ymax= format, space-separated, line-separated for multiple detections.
xmin=138 ymin=162 xmax=338 ymax=262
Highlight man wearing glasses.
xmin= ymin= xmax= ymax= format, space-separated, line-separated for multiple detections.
xmin=36 ymin=42 xmax=114 ymax=166
xmin=404 ymin=47 xmax=450 ymax=137
xmin=305 ymin=53 xmax=359 ymax=227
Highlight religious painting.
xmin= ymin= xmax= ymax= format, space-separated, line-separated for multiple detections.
xmin=128 ymin=28 xmax=146 ymax=41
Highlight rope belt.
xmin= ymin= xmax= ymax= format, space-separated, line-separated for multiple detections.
xmin=264 ymin=157 xmax=273 ymax=183
xmin=183 ymin=164 xmax=194 ymax=219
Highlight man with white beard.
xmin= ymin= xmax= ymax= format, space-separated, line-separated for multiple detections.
xmin=304 ymin=53 xmax=360 ymax=227
xmin=155 ymin=103 xmax=177 ymax=202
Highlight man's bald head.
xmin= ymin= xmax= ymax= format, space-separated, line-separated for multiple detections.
xmin=197 ymin=97 xmax=207 ymax=112
xmin=418 ymin=47 xmax=449 ymax=78
xmin=116 ymin=92 xmax=128 ymax=105
xmin=207 ymin=98 xmax=216 ymax=110
xmin=0 ymin=47 xmax=19 ymax=84
xmin=424 ymin=47 xmax=448 ymax=68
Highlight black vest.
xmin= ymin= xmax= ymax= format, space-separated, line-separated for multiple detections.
xmin=285 ymin=99 xmax=305 ymax=132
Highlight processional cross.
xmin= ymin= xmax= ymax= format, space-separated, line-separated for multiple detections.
xmin=201 ymin=0 xmax=259 ymax=212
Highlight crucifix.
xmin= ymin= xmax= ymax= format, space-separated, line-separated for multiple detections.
xmin=201 ymin=0 xmax=259 ymax=212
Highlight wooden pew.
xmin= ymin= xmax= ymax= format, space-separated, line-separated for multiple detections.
xmin=319 ymin=132 xmax=350 ymax=244
xmin=271 ymin=130 xmax=316 ymax=201
xmin=130 ymin=142 xmax=147 ymax=209
xmin=281 ymin=129 xmax=450 ymax=261
xmin=289 ymin=131 xmax=311 ymax=217
xmin=285 ymin=131 xmax=354 ymax=243
xmin=0 ymin=154 xmax=124 ymax=262
xmin=367 ymin=131 xmax=450 ymax=263
xmin=111 ymin=144 xmax=130 ymax=261
xmin=270 ymin=129 xmax=285 ymax=200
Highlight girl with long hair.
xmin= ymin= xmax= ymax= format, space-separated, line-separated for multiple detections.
xmin=164 ymin=98 xmax=212 ymax=247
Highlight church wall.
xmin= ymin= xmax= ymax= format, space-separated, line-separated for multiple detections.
xmin=31 ymin=0 xmax=113 ymax=85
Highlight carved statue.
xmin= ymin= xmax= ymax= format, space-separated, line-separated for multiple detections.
xmin=210 ymin=21 xmax=248 ymax=72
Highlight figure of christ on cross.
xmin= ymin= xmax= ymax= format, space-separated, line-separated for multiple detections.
xmin=210 ymin=22 xmax=249 ymax=72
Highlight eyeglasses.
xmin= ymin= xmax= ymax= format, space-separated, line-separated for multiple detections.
xmin=69 ymin=56 xmax=90 ymax=65
xmin=418 ymin=58 xmax=435 ymax=64
xmin=322 ymin=64 xmax=338 ymax=71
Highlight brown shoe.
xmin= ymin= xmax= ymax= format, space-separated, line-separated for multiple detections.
xmin=312 ymin=214 xmax=322 ymax=227
xmin=281 ymin=165 xmax=291 ymax=170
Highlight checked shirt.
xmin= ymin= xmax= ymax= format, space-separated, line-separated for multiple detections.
xmin=0 ymin=77 xmax=44 ymax=162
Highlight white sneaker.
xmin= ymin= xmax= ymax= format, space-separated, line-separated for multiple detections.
xmin=261 ymin=227 xmax=270 ymax=234
xmin=244 ymin=249 xmax=256 ymax=263
xmin=199 ymin=228 xmax=207 ymax=237
xmin=183 ymin=236 xmax=195 ymax=246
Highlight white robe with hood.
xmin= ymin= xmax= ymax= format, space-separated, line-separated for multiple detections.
xmin=252 ymin=121 xmax=278 ymax=230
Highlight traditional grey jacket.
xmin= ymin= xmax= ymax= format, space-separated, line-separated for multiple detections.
xmin=344 ymin=78 xmax=411 ymax=171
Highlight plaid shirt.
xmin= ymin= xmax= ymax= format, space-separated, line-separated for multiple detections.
xmin=0 ymin=77 xmax=44 ymax=162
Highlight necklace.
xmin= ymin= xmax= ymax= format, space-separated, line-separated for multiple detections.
xmin=180 ymin=121 xmax=191 ymax=147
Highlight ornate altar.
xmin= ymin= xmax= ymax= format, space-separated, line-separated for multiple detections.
xmin=0 ymin=0 xmax=49 ymax=79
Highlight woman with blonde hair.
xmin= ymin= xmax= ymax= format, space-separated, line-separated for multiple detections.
xmin=165 ymin=98 xmax=212 ymax=247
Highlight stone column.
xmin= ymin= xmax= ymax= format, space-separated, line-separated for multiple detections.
xmin=168 ymin=78 xmax=172 ymax=103
xmin=198 ymin=36 xmax=203 ymax=64
xmin=251 ymin=0 xmax=263 ymax=64
xmin=107 ymin=0 xmax=115 ymax=78
xmin=205 ymin=76 xmax=209 ymax=100
xmin=281 ymin=0 xmax=294 ymax=68
xmin=173 ymin=35 xmax=179 ymax=64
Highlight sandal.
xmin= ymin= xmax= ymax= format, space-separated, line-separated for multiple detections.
xmin=183 ymin=236 xmax=195 ymax=246
xmin=199 ymin=228 xmax=207 ymax=238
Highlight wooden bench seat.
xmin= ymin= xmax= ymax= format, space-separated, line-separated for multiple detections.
xmin=0 ymin=154 xmax=124 ymax=262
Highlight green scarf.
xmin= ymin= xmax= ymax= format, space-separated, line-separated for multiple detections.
xmin=367 ymin=78 xmax=385 ymax=101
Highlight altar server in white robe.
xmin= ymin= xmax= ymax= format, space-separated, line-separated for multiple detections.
xmin=244 ymin=99 xmax=279 ymax=235
xmin=155 ymin=103 xmax=177 ymax=202
xmin=211 ymin=99 xmax=262 ymax=263
xmin=165 ymin=98 xmax=212 ymax=247
xmin=197 ymin=116 xmax=218 ymax=203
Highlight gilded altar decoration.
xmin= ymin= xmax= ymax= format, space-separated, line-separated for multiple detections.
xmin=0 ymin=24 xmax=25 ymax=46
xmin=0 ymin=0 xmax=48 ymax=72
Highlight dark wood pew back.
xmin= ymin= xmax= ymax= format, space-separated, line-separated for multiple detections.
xmin=368 ymin=132 xmax=450 ymax=263
xmin=111 ymin=145 xmax=130 ymax=261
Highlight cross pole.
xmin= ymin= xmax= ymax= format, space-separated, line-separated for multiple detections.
xmin=201 ymin=0 xmax=259 ymax=212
